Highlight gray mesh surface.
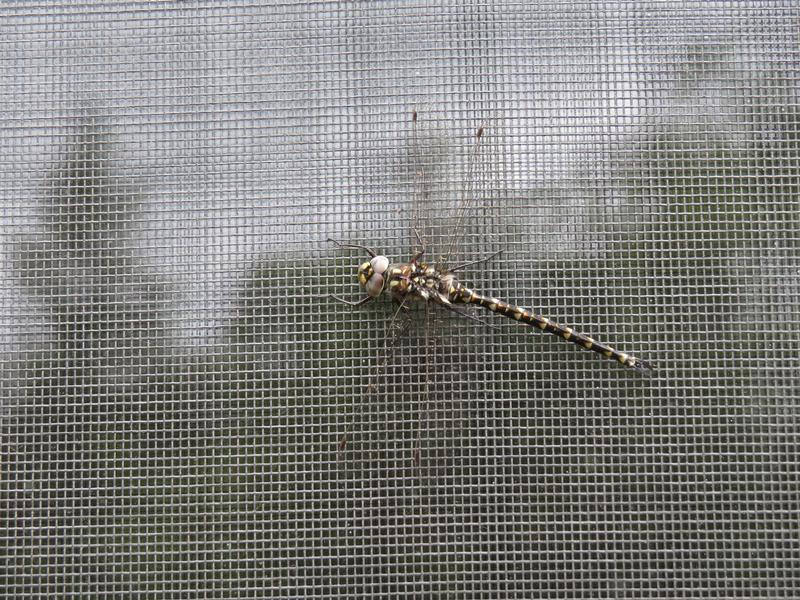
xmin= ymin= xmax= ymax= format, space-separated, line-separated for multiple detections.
xmin=2 ymin=2 xmax=799 ymax=598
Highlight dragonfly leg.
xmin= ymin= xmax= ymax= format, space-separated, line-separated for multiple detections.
xmin=330 ymin=294 xmax=374 ymax=307
xmin=410 ymin=228 xmax=427 ymax=263
xmin=441 ymin=303 xmax=500 ymax=329
xmin=450 ymin=249 xmax=504 ymax=272
xmin=328 ymin=237 xmax=377 ymax=258
xmin=385 ymin=295 xmax=413 ymax=340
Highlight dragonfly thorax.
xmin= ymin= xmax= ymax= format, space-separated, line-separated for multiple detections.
xmin=383 ymin=261 xmax=453 ymax=304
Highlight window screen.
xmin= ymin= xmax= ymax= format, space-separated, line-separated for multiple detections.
xmin=2 ymin=2 xmax=798 ymax=598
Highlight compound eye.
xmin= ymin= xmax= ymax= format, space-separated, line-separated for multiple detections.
xmin=370 ymin=255 xmax=389 ymax=275
xmin=365 ymin=273 xmax=385 ymax=297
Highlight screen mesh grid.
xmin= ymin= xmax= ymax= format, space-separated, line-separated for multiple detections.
xmin=1 ymin=2 xmax=798 ymax=598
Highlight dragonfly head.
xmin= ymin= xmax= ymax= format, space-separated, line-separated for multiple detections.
xmin=358 ymin=255 xmax=389 ymax=298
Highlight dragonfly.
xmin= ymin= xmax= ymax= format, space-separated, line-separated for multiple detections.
xmin=330 ymin=111 xmax=652 ymax=457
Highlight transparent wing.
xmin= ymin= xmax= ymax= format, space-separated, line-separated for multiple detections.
xmin=339 ymin=110 xmax=488 ymax=468
xmin=407 ymin=109 xmax=489 ymax=472
xmin=337 ymin=296 xmax=414 ymax=462
xmin=409 ymin=112 xmax=494 ymax=474
xmin=408 ymin=109 xmax=449 ymax=262
xmin=407 ymin=109 xmax=444 ymax=468
xmin=439 ymin=122 xmax=486 ymax=271
xmin=407 ymin=110 xmax=487 ymax=272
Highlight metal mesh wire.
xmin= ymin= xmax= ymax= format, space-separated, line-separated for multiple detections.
xmin=2 ymin=2 xmax=799 ymax=598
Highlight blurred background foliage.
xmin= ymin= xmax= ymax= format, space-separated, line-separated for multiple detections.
xmin=1 ymin=6 xmax=798 ymax=597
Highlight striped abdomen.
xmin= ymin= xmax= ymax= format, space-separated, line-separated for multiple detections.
xmin=450 ymin=284 xmax=651 ymax=373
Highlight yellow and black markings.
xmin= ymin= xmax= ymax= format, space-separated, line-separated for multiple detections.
xmin=350 ymin=252 xmax=650 ymax=374
xmin=449 ymin=283 xmax=650 ymax=373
